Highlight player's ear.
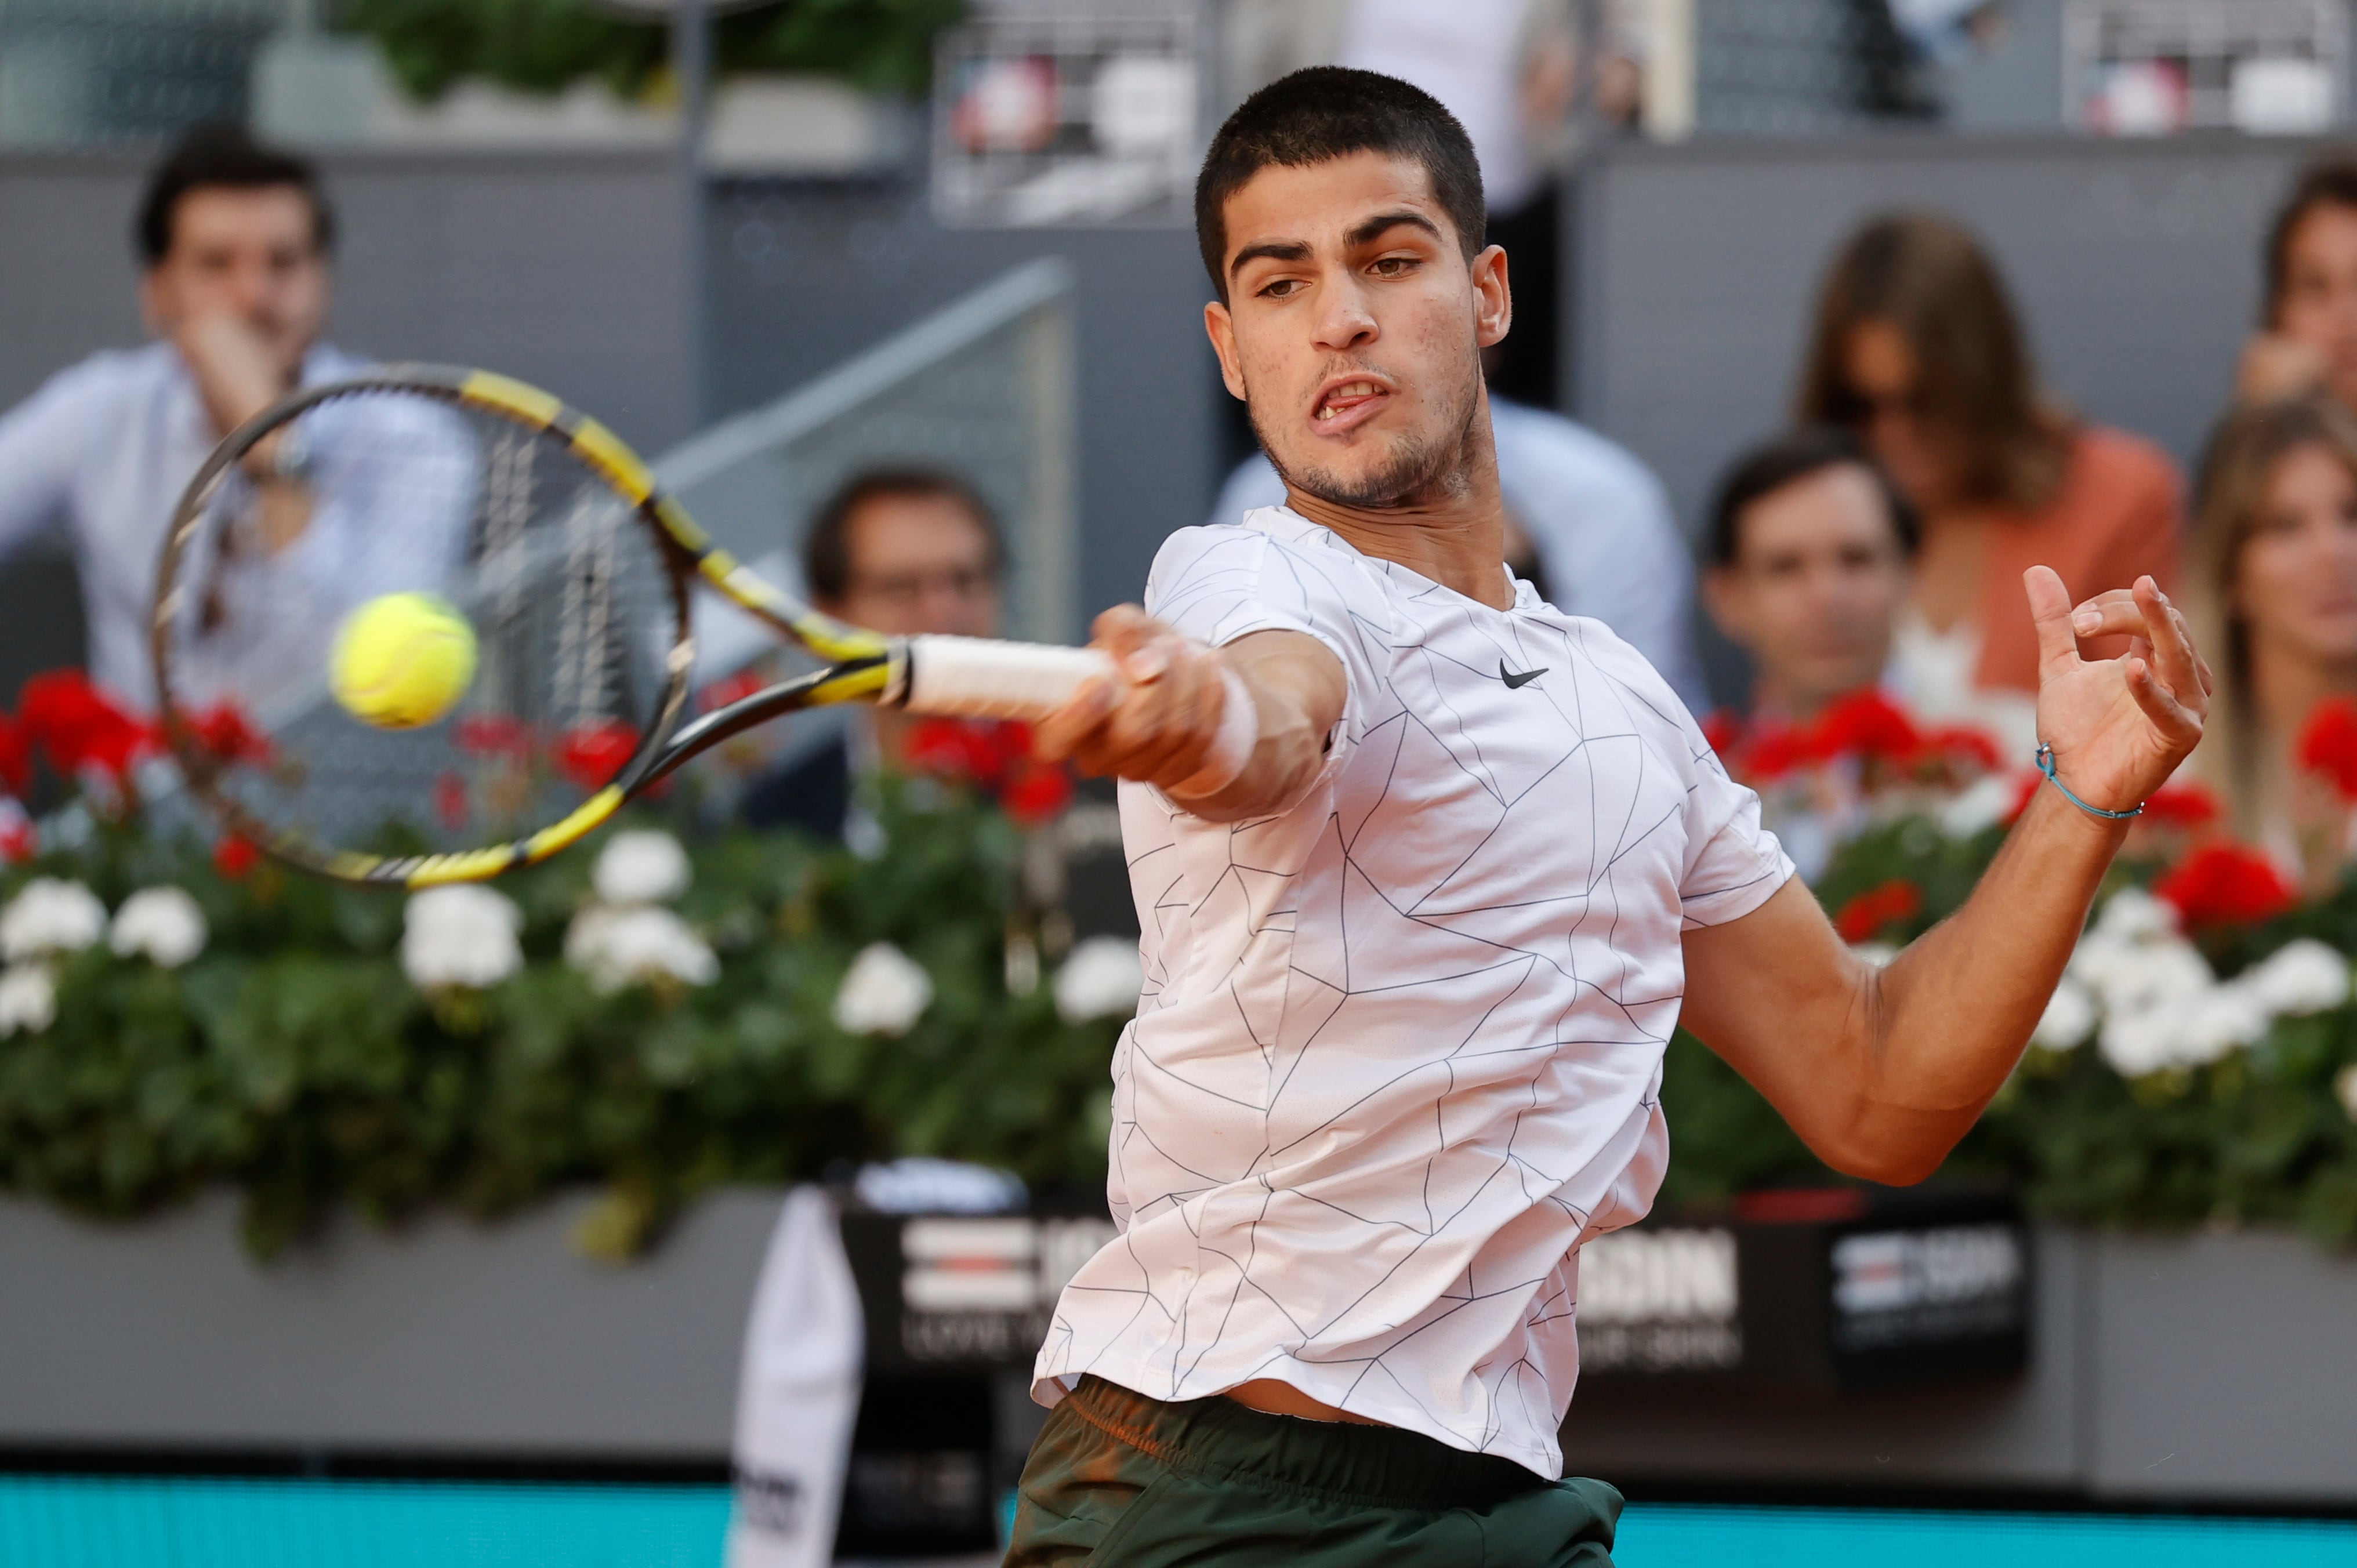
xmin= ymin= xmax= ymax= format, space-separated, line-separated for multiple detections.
xmin=1472 ymin=244 xmax=1511 ymax=350
xmin=1203 ymin=300 xmax=1248 ymax=401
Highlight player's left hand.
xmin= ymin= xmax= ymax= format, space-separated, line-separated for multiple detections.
xmin=2026 ymin=567 xmax=2212 ymax=815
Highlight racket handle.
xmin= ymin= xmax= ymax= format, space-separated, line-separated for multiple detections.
xmin=901 ymin=635 xmax=1116 ymax=720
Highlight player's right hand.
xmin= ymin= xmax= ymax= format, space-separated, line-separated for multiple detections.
xmin=1032 ymin=604 xmax=1232 ymax=793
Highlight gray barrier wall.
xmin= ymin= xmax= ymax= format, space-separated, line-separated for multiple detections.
xmin=6 ymin=1192 xmax=2356 ymax=1507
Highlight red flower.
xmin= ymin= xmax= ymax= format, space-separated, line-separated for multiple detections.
xmin=2297 ymin=696 xmax=2357 ymax=800
xmin=2141 ymin=782 xmax=2221 ymax=828
xmin=1732 ymin=721 xmax=1812 ymax=784
xmin=2153 ymin=843 xmax=2294 ymax=930
xmin=455 ymin=713 xmax=534 ymax=758
xmin=1913 ymin=723 xmax=2003 ymax=774
xmin=0 ymin=711 xmax=27 ymax=796
xmin=186 ymin=700 xmax=273 ymax=767
xmin=213 ymin=834 xmax=259 ymax=880
xmin=0 ymin=798 xmax=34 ymax=863
xmin=698 ymin=668 xmax=768 ymax=713
xmin=18 ymin=670 xmax=155 ymax=782
xmin=1833 ymin=878 xmax=1924 ymax=943
xmin=1701 ymin=709 xmax=1744 ymax=757
xmin=434 ymin=771 xmax=470 ymax=831
xmin=1000 ymin=761 xmax=1074 ymax=826
xmin=1809 ymin=689 xmax=1921 ymax=763
xmin=554 ymin=720 xmax=640 ymax=792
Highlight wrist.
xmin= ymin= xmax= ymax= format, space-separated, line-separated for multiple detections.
xmin=1166 ymin=663 xmax=1259 ymax=803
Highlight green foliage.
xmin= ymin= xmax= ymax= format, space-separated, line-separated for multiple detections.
xmin=0 ymin=778 xmax=1121 ymax=1258
xmin=339 ymin=0 xmax=965 ymax=103
xmin=1658 ymin=815 xmax=2357 ymax=1243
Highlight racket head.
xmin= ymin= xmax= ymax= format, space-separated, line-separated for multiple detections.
xmin=152 ymin=365 xmax=709 ymax=887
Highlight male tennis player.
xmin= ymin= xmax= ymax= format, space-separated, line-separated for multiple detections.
xmin=1018 ymin=68 xmax=2208 ymax=1566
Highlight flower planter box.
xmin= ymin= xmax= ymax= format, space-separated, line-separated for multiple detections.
xmin=5 ymin=1192 xmax=2355 ymax=1507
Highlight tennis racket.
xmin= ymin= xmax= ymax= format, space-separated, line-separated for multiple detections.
xmin=151 ymin=364 xmax=1111 ymax=888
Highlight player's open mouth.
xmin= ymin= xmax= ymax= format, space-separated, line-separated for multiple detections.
xmin=1311 ymin=377 xmax=1390 ymax=431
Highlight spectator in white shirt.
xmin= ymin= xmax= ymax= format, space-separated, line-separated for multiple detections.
xmin=1210 ymin=391 xmax=1707 ymax=707
xmin=0 ymin=124 xmax=372 ymax=710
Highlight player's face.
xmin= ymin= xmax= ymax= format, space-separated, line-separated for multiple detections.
xmin=2276 ymin=202 xmax=2357 ymax=414
xmin=1204 ymin=151 xmax=1509 ymax=510
xmin=1705 ymin=463 xmax=1910 ymax=716
xmin=826 ymin=493 xmax=1003 ymax=639
xmin=142 ymin=186 xmax=329 ymax=380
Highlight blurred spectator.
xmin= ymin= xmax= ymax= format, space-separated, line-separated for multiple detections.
xmin=1702 ymin=427 xmax=1917 ymax=722
xmin=2238 ymin=152 xmax=2357 ymax=418
xmin=2184 ymin=397 xmax=2357 ymax=890
xmin=0 ymin=124 xmax=362 ymax=711
xmin=1700 ymin=427 xmax=1917 ymax=878
xmin=741 ymin=469 xmax=1004 ymax=840
xmin=1797 ymin=211 xmax=2182 ymax=760
xmin=1209 ymin=394 xmax=1706 ymax=708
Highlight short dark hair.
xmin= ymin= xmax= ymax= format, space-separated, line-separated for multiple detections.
xmin=802 ymin=469 xmax=1005 ymax=604
xmin=137 ymin=122 xmax=333 ymax=267
xmin=1194 ymin=66 xmax=1486 ymax=303
xmin=1705 ymin=427 xmax=1919 ymax=568
xmin=2264 ymin=150 xmax=2357 ymax=324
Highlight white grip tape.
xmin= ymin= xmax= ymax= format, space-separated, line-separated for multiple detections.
xmin=902 ymin=635 xmax=1115 ymax=720
xmin=1166 ymin=664 xmax=1259 ymax=802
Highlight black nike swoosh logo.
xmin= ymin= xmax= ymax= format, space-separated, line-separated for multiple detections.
xmin=1499 ymin=662 xmax=1547 ymax=689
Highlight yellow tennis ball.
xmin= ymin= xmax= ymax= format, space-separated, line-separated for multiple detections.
xmin=329 ymin=592 xmax=477 ymax=730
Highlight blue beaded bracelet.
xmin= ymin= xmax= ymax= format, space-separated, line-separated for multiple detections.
xmin=2034 ymin=743 xmax=2144 ymax=820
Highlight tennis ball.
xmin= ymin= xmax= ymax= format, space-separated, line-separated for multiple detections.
xmin=329 ymin=592 xmax=477 ymax=730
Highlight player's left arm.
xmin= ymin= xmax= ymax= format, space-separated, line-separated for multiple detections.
xmin=1677 ymin=569 xmax=2210 ymax=1185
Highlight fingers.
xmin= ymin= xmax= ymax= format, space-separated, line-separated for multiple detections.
xmin=2125 ymin=655 xmax=2203 ymax=747
xmin=2132 ymin=576 xmax=2208 ymax=718
xmin=2024 ymin=565 xmax=2080 ymax=680
xmin=1034 ymin=612 xmax=1228 ymax=790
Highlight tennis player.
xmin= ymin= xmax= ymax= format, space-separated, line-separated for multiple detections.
xmin=1016 ymin=67 xmax=2209 ymax=1566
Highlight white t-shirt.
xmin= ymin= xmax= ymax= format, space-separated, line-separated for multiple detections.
xmin=1032 ymin=506 xmax=1793 ymax=1479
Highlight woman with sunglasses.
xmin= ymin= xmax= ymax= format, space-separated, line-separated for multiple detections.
xmin=1794 ymin=212 xmax=2183 ymax=757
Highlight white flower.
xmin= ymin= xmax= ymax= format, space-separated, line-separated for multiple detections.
xmin=401 ymin=885 xmax=523 ymax=990
xmin=2031 ymin=977 xmax=2097 ymax=1050
xmin=2093 ymin=887 xmax=2177 ymax=944
xmin=0 ymin=964 xmax=55 ymax=1035
xmin=108 ymin=886 xmax=208 ymax=968
xmin=833 ymin=942 xmax=933 ymax=1036
xmin=2337 ymin=1062 xmax=2357 ymax=1123
xmin=564 ymin=905 xmax=718 ymax=992
xmin=590 ymin=830 xmax=691 ymax=906
xmin=2099 ymin=1004 xmax=2181 ymax=1077
xmin=1938 ymin=774 xmax=2017 ymax=839
xmin=0 ymin=878 xmax=106 ymax=961
xmin=1053 ymin=936 xmax=1145 ymax=1023
xmin=2175 ymin=984 xmax=2271 ymax=1067
xmin=1849 ymin=942 xmax=1899 ymax=970
xmin=2240 ymin=939 xmax=2351 ymax=1017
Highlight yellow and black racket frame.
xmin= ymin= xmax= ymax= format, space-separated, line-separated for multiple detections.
xmin=154 ymin=364 xmax=904 ymax=888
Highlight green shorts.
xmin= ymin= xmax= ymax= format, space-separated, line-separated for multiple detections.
xmin=1003 ymin=1375 xmax=1620 ymax=1567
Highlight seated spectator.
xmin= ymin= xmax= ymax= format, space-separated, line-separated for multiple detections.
xmin=2238 ymin=153 xmax=2357 ymax=416
xmin=741 ymin=469 xmax=1005 ymax=840
xmin=1699 ymin=427 xmax=1917 ymax=877
xmin=2183 ymin=397 xmax=2357 ymax=891
xmin=0 ymin=124 xmax=369 ymax=711
xmin=1796 ymin=212 xmax=2182 ymax=761
xmin=1702 ymin=427 xmax=1916 ymax=721
xmin=1210 ymin=393 xmax=1706 ymax=707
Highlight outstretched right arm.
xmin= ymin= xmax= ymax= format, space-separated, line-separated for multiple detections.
xmin=1031 ymin=604 xmax=1346 ymax=822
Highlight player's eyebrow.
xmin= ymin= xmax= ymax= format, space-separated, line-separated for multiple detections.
xmin=1346 ymin=210 xmax=1444 ymax=249
xmin=1227 ymin=238 xmax=1311 ymax=282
